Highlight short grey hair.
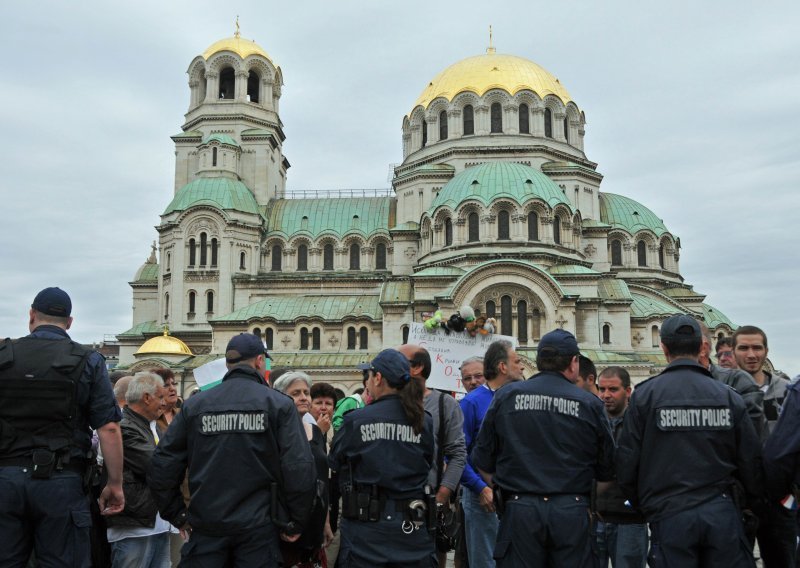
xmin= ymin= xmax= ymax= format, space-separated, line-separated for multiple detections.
xmin=113 ymin=376 xmax=134 ymax=402
xmin=460 ymin=356 xmax=484 ymax=370
xmin=272 ymin=371 xmax=313 ymax=394
xmin=126 ymin=372 xmax=164 ymax=405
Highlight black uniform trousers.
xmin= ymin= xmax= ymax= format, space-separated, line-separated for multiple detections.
xmin=648 ymin=493 xmax=754 ymax=568
xmin=179 ymin=524 xmax=281 ymax=568
xmin=756 ymin=501 xmax=797 ymax=568
xmin=493 ymin=493 xmax=593 ymax=568
xmin=0 ymin=467 xmax=91 ymax=568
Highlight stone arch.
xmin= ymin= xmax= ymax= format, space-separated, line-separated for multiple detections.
xmin=188 ymin=58 xmax=208 ymax=83
xmin=409 ymin=107 xmax=426 ymax=129
xmin=426 ymin=97 xmax=450 ymax=120
xmin=243 ymin=57 xmax=274 ymax=82
xmin=206 ymin=53 xmax=241 ymax=74
xmin=513 ymin=90 xmax=543 ymax=108
xmin=452 ymin=91 xmax=480 ymax=109
xmin=489 ymin=199 xmax=519 ymax=216
xmin=185 ymin=214 xmax=222 ymax=239
xmin=482 ymin=89 xmax=512 ymax=107
xmin=543 ymin=95 xmax=566 ymax=114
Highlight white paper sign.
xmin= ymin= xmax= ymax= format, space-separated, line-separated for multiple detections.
xmin=407 ymin=322 xmax=517 ymax=393
xmin=192 ymin=357 xmax=227 ymax=390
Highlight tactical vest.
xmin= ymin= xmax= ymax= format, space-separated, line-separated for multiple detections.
xmin=0 ymin=336 xmax=90 ymax=462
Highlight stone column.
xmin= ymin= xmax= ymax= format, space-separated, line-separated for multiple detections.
xmin=205 ymin=73 xmax=218 ymax=102
xmin=475 ymin=105 xmax=490 ymax=135
xmin=449 ymin=109 xmax=461 ymax=138
xmin=532 ymin=107 xmax=545 ymax=137
xmin=554 ymin=112 xmax=567 ymax=142
xmin=480 ymin=214 xmax=495 ymax=243
xmin=505 ymin=104 xmax=519 ymax=135
xmin=236 ymin=71 xmax=248 ymax=102
xmin=189 ymin=79 xmax=198 ymax=109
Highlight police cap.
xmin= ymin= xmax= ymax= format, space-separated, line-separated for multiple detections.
xmin=660 ymin=314 xmax=701 ymax=340
xmin=225 ymin=333 xmax=269 ymax=363
xmin=537 ymin=329 xmax=580 ymax=357
xmin=361 ymin=349 xmax=410 ymax=387
xmin=32 ymin=287 xmax=72 ymax=317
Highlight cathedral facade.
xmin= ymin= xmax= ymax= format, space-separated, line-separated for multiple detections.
xmin=118 ymin=32 xmax=736 ymax=392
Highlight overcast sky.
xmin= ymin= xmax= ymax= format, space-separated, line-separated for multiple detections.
xmin=1 ymin=1 xmax=798 ymax=373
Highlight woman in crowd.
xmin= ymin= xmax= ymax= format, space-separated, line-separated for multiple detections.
xmin=152 ymin=368 xmax=181 ymax=432
xmin=273 ymin=371 xmax=333 ymax=567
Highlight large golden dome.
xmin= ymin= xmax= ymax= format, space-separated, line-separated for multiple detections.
xmin=202 ymin=36 xmax=272 ymax=61
xmin=412 ymin=51 xmax=572 ymax=113
xmin=135 ymin=329 xmax=193 ymax=357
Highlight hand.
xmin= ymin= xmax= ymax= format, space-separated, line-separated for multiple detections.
xmin=435 ymin=486 xmax=452 ymax=506
xmin=317 ymin=413 xmax=332 ymax=434
xmin=479 ymin=486 xmax=496 ymax=513
xmin=281 ymin=532 xmax=301 ymax=543
xmin=180 ymin=523 xmax=192 ymax=542
xmin=98 ymin=483 xmax=125 ymax=516
xmin=323 ymin=521 xmax=334 ymax=547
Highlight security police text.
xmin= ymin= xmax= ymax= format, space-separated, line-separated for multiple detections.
xmin=514 ymin=394 xmax=580 ymax=418
xmin=657 ymin=407 xmax=732 ymax=430
xmin=360 ymin=422 xmax=421 ymax=443
xmin=200 ymin=412 xmax=266 ymax=434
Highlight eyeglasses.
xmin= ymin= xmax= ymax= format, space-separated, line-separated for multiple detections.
xmin=462 ymin=373 xmax=484 ymax=381
xmin=717 ymin=351 xmax=734 ymax=359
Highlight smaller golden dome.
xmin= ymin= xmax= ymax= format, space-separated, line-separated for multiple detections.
xmin=135 ymin=328 xmax=193 ymax=357
xmin=202 ymin=36 xmax=272 ymax=62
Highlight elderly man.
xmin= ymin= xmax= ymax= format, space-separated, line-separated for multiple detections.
xmin=459 ymin=356 xmax=486 ymax=393
xmin=149 ymin=333 xmax=316 ymax=567
xmin=0 ymin=287 xmax=124 ymax=566
xmin=106 ymin=372 xmax=170 ymax=567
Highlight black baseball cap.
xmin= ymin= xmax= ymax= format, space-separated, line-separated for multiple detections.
xmin=32 ymin=287 xmax=72 ymax=317
xmin=537 ymin=329 xmax=580 ymax=356
xmin=660 ymin=315 xmax=701 ymax=339
xmin=360 ymin=349 xmax=411 ymax=387
xmin=225 ymin=333 xmax=270 ymax=363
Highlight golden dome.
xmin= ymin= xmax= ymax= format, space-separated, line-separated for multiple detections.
xmin=202 ymin=36 xmax=272 ymax=62
xmin=412 ymin=51 xmax=572 ymax=113
xmin=135 ymin=328 xmax=193 ymax=357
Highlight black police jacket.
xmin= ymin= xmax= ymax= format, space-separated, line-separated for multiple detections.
xmin=148 ymin=365 xmax=316 ymax=535
xmin=471 ymin=371 xmax=615 ymax=495
xmin=329 ymin=394 xmax=434 ymax=500
xmin=616 ymin=359 xmax=764 ymax=521
xmin=106 ymin=406 xmax=159 ymax=529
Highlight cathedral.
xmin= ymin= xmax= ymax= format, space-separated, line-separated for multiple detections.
xmin=117 ymin=30 xmax=736 ymax=393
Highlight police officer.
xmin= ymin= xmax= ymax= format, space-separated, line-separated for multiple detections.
xmin=616 ymin=314 xmax=764 ymax=567
xmin=471 ymin=329 xmax=615 ymax=567
xmin=329 ymin=349 xmax=435 ymax=567
xmin=0 ymin=287 xmax=125 ymax=566
xmin=148 ymin=333 xmax=316 ymax=567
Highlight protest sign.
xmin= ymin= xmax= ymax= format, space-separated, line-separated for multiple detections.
xmin=407 ymin=322 xmax=517 ymax=393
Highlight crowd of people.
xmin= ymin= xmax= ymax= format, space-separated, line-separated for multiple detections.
xmin=1 ymin=287 xmax=799 ymax=568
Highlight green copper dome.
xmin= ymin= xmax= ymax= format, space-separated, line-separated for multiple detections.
xmin=428 ymin=162 xmax=572 ymax=215
xmin=599 ymin=193 xmax=669 ymax=237
xmin=163 ymin=178 xmax=260 ymax=216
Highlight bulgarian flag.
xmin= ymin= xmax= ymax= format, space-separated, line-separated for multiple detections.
xmin=192 ymin=342 xmax=271 ymax=391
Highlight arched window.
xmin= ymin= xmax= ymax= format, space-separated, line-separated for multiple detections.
xmin=445 ymin=218 xmax=453 ymax=246
xmin=553 ymin=216 xmax=561 ymax=245
xmin=219 ymin=67 xmax=235 ymax=99
xmin=312 ymin=328 xmax=321 ymax=350
xmin=637 ymin=241 xmax=647 ymax=267
xmin=518 ymin=300 xmax=528 ymax=343
xmin=164 ymin=293 xmax=169 ymax=320
xmin=239 ymin=251 xmax=246 ymax=270
xmin=376 ymin=243 xmax=387 ymax=270
xmin=519 ymin=104 xmax=530 ymax=133
xmin=206 ymin=291 xmax=214 ymax=313
xmin=253 ymin=327 xmax=261 ymax=339
xmin=359 ymin=327 xmax=369 ymax=350
xmin=487 ymin=300 xmax=496 ymax=318
xmin=188 ymin=238 xmax=196 ymax=266
xmin=652 ymin=325 xmax=660 ymax=348
xmin=347 ymin=327 xmax=356 ymax=350
xmin=500 ymin=295 xmax=512 ymax=336
xmin=528 ymin=211 xmax=539 ymax=240
xmin=498 ymin=210 xmax=510 ymax=240
xmin=349 ymin=243 xmax=360 ymax=270
xmin=463 ymin=105 xmax=474 ymax=135
xmin=271 ymin=245 xmax=282 ymax=271
xmin=297 ymin=244 xmax=308 ymax=271
xmin=323 ymin=244 xmax=334 ymax=271
xmin=166 ymin=252 xmax=171 ymax=272
xmin=468 ymin=212 xmax=480 ymax=242
xmin=532 ymin=308 xmax=541 ymax=340
xmin=611 ymin=240 xmax=623 ymax=266
xmin=265 ymin=328 xmax=273 ymax=350
xmin=421 ymin=120 xmax=427 ymax=148
xmin=199 ymin=232 xmax=208 ymax=266
xmin=564 ymin=117 xmax=570 ymax=143
xmin=212 ymin=147 xmax=218 ymax=167
xmin=210 ymin=238 xmax=218 ymax=267
xmin=544 ymin=108 xmax=553 ymax=138
xmin=659 ymin=244 xmax=665 ymax=268
xmin=247 ymin=70 xmax=260 ymax=103
xmin=439 ymin=110 xmax=448 ymax=140
xmin=402 ymin=325 xmax=410 ymax=344
xmin=188 ymin=291 xmax=196 ymax=314
xmin=300 ymin=327 xmax=309 ymax=350
xmin=603 ymin=324 xmax=611 ymax=344
xmin=490 ymin=103 xmax=503 ymax=133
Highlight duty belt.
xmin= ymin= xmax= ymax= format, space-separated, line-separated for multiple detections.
xmin=0 ymin=455 xmax=87 ymax=475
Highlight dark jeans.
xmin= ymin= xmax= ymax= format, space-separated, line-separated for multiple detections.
xmin=649 ymin=494 xmax=754 ymax=568
xmin=180 ymin=525 xmax=280 ymax=568
xmin=595 ymin=521 xmax=648 ymax=568
xmin=0 ymin=467 xmax=91 ymax=568
xmin=757 ymin=501 xmax=797 ymax=568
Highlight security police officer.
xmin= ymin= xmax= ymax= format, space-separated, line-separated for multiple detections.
xmin=329 ymin=349 xmax=435 ymax=567
xmin=0 ymin=287 xmax=125 ymax=566
xmin=471 ymin=329 xmax=615 ymax=567
xmin=148 ymin=333 xmax=316 ymax=567
xmin=616 ymin=314 xmax=763 ymax=567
